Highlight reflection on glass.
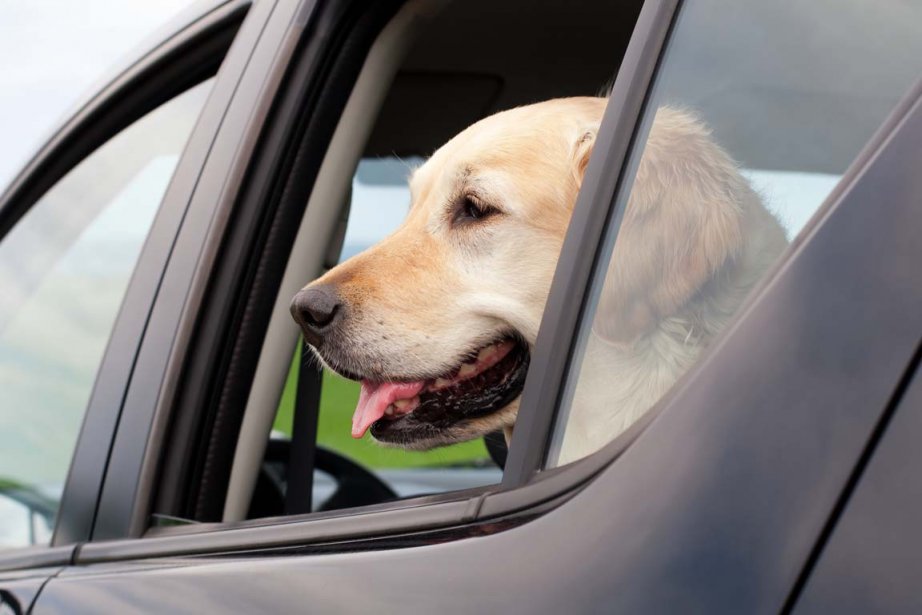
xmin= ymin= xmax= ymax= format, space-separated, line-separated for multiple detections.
xmin=547 ymin=0 xmax=922 ymax=466
xmin=0 ymin=80 xmax=212 ymax=548
xmin=0 ymin=480 xmax=54 ymax=549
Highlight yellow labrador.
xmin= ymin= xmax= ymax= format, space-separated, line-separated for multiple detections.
xmin=291 ymin=98 xmax=787 ymax=463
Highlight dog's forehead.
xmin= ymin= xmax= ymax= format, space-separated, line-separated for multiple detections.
xmin=408 ymin=150 xmax=480 ymax=208
xmin=408 ymin=97 xmax=606 ymax=209
xmin=410 ymin=132 xmax=555 ymax=202
xmin=409 ymin=160 xmax=516 ymax=211
xmin=413 ymin=106 xmax=553 ymax=178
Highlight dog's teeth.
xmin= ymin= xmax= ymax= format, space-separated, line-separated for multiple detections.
xmin=394 ymin=399 xmax=411 ymax=409
xmin=433 ymin=378 xmax=451 ymax=389
xmin=458 ymin=363 xmax=477 ymax=377
xmin=385 ymin=405 xmax=394 ymax=416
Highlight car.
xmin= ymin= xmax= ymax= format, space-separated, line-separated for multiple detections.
xmin=0 ymin=0 xmax=920 ymax=612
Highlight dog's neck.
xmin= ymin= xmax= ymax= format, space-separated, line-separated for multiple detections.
xmin=553 ymin=317 xmax=705 ymax=464
xmin=553 ymin=216 xmax=788 ymax=465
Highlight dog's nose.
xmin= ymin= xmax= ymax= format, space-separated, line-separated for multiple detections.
xmin=290 ymin=285 xmax=342 ymax=345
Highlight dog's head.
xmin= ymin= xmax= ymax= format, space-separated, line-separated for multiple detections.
xmin=292 ymin=98 xmax=758 ymax=450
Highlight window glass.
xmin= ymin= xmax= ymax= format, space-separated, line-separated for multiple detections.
xmin=341 ymin=157 xmax=421 ymax=260
xmin=0 ymin=80 xmax=213 ymax=548
xmin=272 ymin=157 xmax=499 ymax=509
xmin=547 ymin=0 xmax=922 ymax=466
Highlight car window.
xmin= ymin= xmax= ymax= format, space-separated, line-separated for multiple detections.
xmin=272 ymin=157 xmax=500 ymax=508
xmin=0 ymin=79 xmax=213 ymax=549
xmin=546 ymin=0 xmax=922 ymax=466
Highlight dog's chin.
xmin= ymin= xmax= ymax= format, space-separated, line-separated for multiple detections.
xmin=322 ymin=335 xmax=530 ymax=450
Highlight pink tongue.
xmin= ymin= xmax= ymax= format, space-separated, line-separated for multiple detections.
xmin=352 ymin=380 xmax=425 ymax=438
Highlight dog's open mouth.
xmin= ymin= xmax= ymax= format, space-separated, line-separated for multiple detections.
xmin=349 ymin=337 xmax=530 ymax=444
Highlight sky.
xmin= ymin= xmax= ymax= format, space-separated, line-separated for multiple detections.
xmin=0 ymin=0 xmax=193 ymax=193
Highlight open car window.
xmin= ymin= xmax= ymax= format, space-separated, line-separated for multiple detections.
xmin=215 ymin=0 xmax=644 ymax=525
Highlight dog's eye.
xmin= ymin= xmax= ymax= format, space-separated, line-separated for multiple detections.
xmin=463 ymin=197 xmax=485 ymax=219
xmin=455 ymin=195 xmax=496 ymax=224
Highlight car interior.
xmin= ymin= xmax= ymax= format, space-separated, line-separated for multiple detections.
xmin=199 ymin=0 xmax=645 ymax=525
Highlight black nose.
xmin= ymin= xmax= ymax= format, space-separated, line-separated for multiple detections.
xmin=290 ymin=285 xmax=342 ymax=345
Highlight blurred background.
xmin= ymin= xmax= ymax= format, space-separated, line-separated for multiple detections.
xmin=0 ymin=0 xmax=192 ymax=193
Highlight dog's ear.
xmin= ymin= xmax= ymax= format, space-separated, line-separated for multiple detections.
xmin=572 ymin=128 xmax=597 ymax=189
xmin=592 ymin=108 xmax=746 ymax=344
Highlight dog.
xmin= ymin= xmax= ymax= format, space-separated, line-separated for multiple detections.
xmin=291 ymin=97 xmax=788 ymax=464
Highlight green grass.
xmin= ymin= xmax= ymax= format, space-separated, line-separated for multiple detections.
xmin=272 ymin=346 xmax=490 ymax=468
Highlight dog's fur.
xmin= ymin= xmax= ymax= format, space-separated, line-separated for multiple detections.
xmin=297 ymin=97 xmax=787 ymax=463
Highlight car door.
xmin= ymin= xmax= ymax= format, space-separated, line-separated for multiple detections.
xmin=794 ymin=362 xmax=922 ymax=614
xmin=28 ymin=0 xmax=922 ymax=612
